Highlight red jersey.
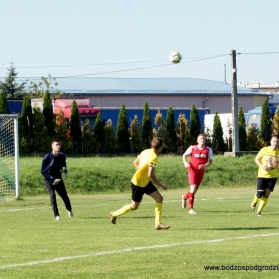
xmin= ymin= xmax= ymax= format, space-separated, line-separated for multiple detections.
xmin=185 ymin=145 xmax=212 ymax=170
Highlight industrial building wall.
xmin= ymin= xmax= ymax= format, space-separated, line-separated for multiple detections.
xmin=87 ymin=94 xmax=267 ymax=114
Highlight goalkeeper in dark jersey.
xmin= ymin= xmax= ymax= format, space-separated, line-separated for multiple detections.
xmin=41 ymin=139 xmax=73 ymax=221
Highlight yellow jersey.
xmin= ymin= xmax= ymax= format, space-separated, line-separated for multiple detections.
xmin=257 ymin=146 xmax=279 ymax=178
xmin=131 ymin=149 xmax=158 ymax=187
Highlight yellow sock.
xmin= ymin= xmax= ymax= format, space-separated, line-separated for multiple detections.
xmin=155 ymin=203 xmax=162 ymax=226
xmin=251 ymin=195 xmax=260 ymax=206
xmin=113 ymin=204 xmax=132 ymax=217
xmin=257 ymin=198 xmax=268 ymax=214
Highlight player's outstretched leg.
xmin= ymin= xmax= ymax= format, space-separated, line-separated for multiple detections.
xmin=251 ymin=193 xmax=260 ymax=210
xmin=109 ymin=204 xmax=132 ymax=225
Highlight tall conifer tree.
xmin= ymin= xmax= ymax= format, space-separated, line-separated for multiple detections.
xmin=33 ymin=106 xmax=50 ymax=152
xmin=142 ymin=101 xmax=152 ymax=148
xmin=190 ymin=104 xmax=201 ymax=142
xmin=0 ymin=63 xmax=26 ymax=98
xmin=70 ymin=100 xmax=82 ymax=153
xmin=238 ymin=107 xmax=247 ymax=151
xmin=93 ymin=112 xmax=105 ymax=152
xmin=0 ymin=91 xmax=10 ymax=114
xmin=116 ymin=104 xmax=130 ymax=152
xmin=166 ymin=106 xmax=177 ymax=152
xmin=43 ymin=90 xmax=55 ymax=137
xmin=21 ymin=96 xmax=33 ymax=137
xmin=212 ymin=113 xmax=225 ymax=153
xmin=19 ymin=96 xmax=34 ymax=153
xmin=260 ymin=99 xmax=271 ymax=145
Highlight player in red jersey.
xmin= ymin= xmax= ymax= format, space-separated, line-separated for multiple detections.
xmin=181 ymin=134 xmax=213 ymax=214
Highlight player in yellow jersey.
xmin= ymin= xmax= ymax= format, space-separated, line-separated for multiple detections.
xmin=251 ymin=135 xmax=279 ymax=216
xmin=109 ymin=137 xmax=170 ymax=230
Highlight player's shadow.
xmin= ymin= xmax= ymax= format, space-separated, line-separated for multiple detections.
xmin=203 ymin=210 xmax=246 ymax=213
xmin=22 ymin=203 xmax=45 ymax=206
xmin=211 ymin=226 xmax=276 ymax=231
xmin=86 ymin=216 xmax=154 ymax=220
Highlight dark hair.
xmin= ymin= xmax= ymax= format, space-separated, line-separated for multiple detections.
xmin=51 ymin=139 xmax=61 ymax=144
xmin=151 ymin=137 xmax=164 ymax=149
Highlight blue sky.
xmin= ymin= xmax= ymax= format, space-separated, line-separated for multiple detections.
xmin=1 ymin=0 xmax=279 ymax=84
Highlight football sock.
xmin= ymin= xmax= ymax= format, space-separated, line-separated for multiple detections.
xmin=251 ymin=194 xmax=260 ymax=206
xmin=188 ymin=193 xmax=195 ymax=209
xmin=185 ymin=192 xmax=191 ymax=199
xmin=155 ymin=203 xmax=162 ymax=226
xmin=257 ymin=197 xmax=268 ymax=213
xmin=113 ymin=204 xmax=132 ymax=217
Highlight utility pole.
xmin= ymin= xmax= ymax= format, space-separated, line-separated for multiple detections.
xmin=231 ymin=50 xmax=239 ymax=153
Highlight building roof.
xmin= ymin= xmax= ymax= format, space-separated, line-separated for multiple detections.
xmin=1 ymin=77 xmax=269 ymax=96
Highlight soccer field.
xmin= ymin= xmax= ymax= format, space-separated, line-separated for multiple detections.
xmin=1 ymin=187 xmax=279 ymax=278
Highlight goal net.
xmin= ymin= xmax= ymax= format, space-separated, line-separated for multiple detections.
xmin=0 ymin=115 xmax=19 ymax=200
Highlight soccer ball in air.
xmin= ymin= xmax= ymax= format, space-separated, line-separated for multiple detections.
xmin=169 ymin=51 xmax=182 ymax=64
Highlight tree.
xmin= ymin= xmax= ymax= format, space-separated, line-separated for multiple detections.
xmin=28 ymin=75 xmax=63 ymax=98
xmin=104 ymin=119 xmax=118 ymax=153
xmin=33 ymin=105 xmax=50 ymax=152
xmin=0 ymin=63 xmax=26 ymax=98
xmin=129 ymin=115 xmax=143 ymax=153
xmin=142 ymin=101 xmax=152 ymax=148
xmin=153 ymin=110 xmax=166 ymax=139
xmin=43 ymin=90 xmax=55 ymax=137
xmin=69 ymin=100 xmax=82 ymax=153
xmin=238 ymin=107 xmax=247 ymax=151
xmin=190 ymin=104 xmax=201 ymax=143
xmin=93 ymin=112 xmax=105 ymax=152
xmin=82 ymin=118 xmax=100 ymax=153
xmin=260 ymin=99 xmax=272 ymax=145
xmin=246 ymin=124 xmax=261 ymax=151
xmin=55 ymin=110 xmax=73 ymax=153
xmin=212 ymin=113 xmax=225 ymax=153
xmin=165 ymin=107 xmax=177 ymax=152
xmin=116 ymin=105 xmax=130 ymax=152
xmin=20 ymin=96 xmax=34 ymax=137
xmin=272 ymin=107 xmax=279 ymax=136
xmin=0 ymin=91 xmax=10 ymax=114
xmin=19 ymin=96 xmax=34 ymax=153
xmin=177 ymin=113 xmax=191 ymax=153
xmin=224 ymin=118 xmax=232 ymax=151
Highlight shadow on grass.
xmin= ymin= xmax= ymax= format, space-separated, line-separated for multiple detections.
xmin=21 ymin=202 xmax=46 ymax=206
xmin=86 ymin=216 xmax=154 ymax=220
xmin=209 ymin=226 xmax=277 ymax=231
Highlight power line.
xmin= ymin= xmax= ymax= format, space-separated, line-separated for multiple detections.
xmin=58 ymin=54 xmax=230 ymax=78
xmin=0 ymin=52 xmax=277 ymax=71
xmin=238 ymin=51 xmax=279 ymax=55
xmin=0 ymin=53 xmax=229 ymax=70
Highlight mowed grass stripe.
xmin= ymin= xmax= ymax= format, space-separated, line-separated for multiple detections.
xmin=1 ymin=232 xmax=279 ymax=270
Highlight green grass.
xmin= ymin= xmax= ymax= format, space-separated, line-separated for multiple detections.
xmin=18 ymin=154 xmax=259 ymax=196
xmin=1 ymin=187 xmax=279 ymax=278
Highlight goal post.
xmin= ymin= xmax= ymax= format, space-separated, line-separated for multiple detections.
xmin=0 ymin=114 xmax=20 ymax=200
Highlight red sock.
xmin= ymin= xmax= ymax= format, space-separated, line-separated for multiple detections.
xmin=184 ymin=192 xmax=191 ymax=200
xmin=188 ymin=193 xmax=194 ymax=209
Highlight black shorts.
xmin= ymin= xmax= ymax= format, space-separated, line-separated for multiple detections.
xmin=257 ymin=178 xmax=277 ymax=192
xmin=131 ymin=181 xmax=158 ymax=202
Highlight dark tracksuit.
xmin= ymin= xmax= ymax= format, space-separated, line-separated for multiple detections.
xmin=41 ymin=152 xmax=72 ymax=217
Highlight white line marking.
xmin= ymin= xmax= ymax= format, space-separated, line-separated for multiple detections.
xmin=1 ymin=232 xmax=278 ymax=270
xmin=0 ymin=208 xmax=35 ymax=213
xmin=0 ymin=196 xmax=245 ymax=213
